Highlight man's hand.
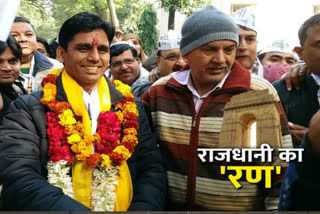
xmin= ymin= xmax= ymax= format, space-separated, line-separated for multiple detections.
xmin=280 ymin=63 xmax=309 ymax=91
xmin=288 ymin=122 xmax=308 ymax=145
xmin=308 ymin=110 xmax=320 ymax=155
xmin=112 ymin=29 xmax=124 ymax=44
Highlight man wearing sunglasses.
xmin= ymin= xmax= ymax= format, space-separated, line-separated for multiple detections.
xmin=109 ymin=42 xmax=148 ymax=86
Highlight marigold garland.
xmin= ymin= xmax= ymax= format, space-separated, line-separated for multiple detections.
xmin=41 ymin=68 xmax=139 ymax=169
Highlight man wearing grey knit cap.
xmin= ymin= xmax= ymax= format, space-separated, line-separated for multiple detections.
xmin=142 ymin=5 xmax=292 ymax=211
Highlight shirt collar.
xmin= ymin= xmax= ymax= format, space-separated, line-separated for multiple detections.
xmin=311 ymin=73 xmax=320 ymax=86
xmin=174 ymin=69 xmax=231 ymax=93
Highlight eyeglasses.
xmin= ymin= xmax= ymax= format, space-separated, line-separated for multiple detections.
xmin=111 ymin=58 xmax=137 ymax=68
xmin=160 ymin=54 xmax=182 ymax=62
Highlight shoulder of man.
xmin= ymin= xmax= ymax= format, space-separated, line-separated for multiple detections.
xmin=17 ymin=91 xmax=44 ymax=110
xmin=250 ymin=73 xmax=280 ymax=102
xmin=47 ymin=57 xmax=63 ymax=70
xmin=151 ymin=75 xmax=172 ymax=87
xmin=33 ymin=52 xmax=63 ymax=78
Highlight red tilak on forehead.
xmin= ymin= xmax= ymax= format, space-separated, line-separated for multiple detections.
xmin=92 ymin=38 xmax=99 ymax=46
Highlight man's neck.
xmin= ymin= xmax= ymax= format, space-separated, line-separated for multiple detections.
xmin=21 ymin=54 xmax=33 ymax=65
xmin=83 ymin=84 xmax=97 ymax=94
xmin=190 ymin=76 xmax=216 ymax=96
xmin=194 ymin=84 xmax=215 ymax=96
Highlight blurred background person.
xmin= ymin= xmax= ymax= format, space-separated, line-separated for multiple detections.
xmin=149 ymin=30 xmax=186 ymax=83
xmin=49 ymin=37 xmax=58 ymax=59
xmin=0 ymin=35 xmax=27 ymax=118
xmin=36 ymin=36 xmax=51 ymax=57
xmin=258 ymin=39 xmax=298 ymax=67
xmin=122 ymin=34 xmax=148 ymax=63
xmin=231 ymin=6 xmax=264 ymax=77
xmin=10 ymin=17 xmax=62 ymax=93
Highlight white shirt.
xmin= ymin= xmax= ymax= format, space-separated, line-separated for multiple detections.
xmin=173 ymin=69 xmax=231 ymax=114
xmin=311 ymin=73 xmax=320 ymax=106
xmin=82 ymin=86 xmax=100 ymax=135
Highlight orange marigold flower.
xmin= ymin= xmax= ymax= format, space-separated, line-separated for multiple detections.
xmin=71 ymin=144 xmax=80 ymax=154
xmin=122 ymin=141 xmax=135 ymax=153
xmin=122 ymin=135 xmax=138 ymax=145
xmin=123 ymin=120 xmax=139 ymax=129
xmin=76 ymin=153 xmax=87 ymax=161
xmin=116 ymin=111 xmax=123 ymax=122
xmin=109 ymin=152 xmax=125 ymax=166
xmin=123 ymin=113 xmax=138 ymax=121
xmin=87 ymin=153 xmax=101 ymax=168
xmin=115 ymin=102 xmax=123 ymax=110
xmin=93 ymin=133 xmax=101 ymax=145
xmin=41 ymin=83 xmax=57 ymax=105
xmin=123 ymin=128 xmax=137 ymax=136
xmin=84 ymin=135 xmax=95 ymax=146
xmin=48 ymin=100 xmax=59 ymax=111
xmin=55 ymin=102 xmax=70 ymax=113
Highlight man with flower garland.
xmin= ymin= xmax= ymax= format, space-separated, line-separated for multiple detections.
xmin=0 ymin=12 xmax=166 ymax=211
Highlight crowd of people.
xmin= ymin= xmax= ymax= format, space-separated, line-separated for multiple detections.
xmin=0 ymin=3 xmax=319 ymax=211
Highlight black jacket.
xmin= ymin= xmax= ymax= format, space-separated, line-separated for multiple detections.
xmin=0 ymin=82 xmax=27 ymax=119
xmin=273 ymin=76 xmax=319 ymax=146
xmin=0 ymin=76 xmax=167 ymax=211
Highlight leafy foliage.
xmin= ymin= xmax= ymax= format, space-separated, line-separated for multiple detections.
xmin=161 ymin=0 xmax=211 ymax=16
xmin=19 ymin=0 xmax=111 ymax=41
xmin=17 ymin=0 xmax=210 ymax=44
xmin=137 ymin=4 xmax=158 ymax=56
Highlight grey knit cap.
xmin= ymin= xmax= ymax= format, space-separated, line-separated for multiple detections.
xmin=180 ymin=5 xmax=239 ymax=56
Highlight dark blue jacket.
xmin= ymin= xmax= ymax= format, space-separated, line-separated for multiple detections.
xmin=33 ymin=51 xmax=55 ymax=76
xmin=279 ymin=134 xmax=320 ymax=210
xmin=273 ymin=76 xmax=319 ymax=146
xmin=0 ymin=76 xmax=167 ymax=211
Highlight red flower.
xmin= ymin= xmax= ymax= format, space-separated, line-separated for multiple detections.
xmin=124 ymin=113 xmax=138 ymax=121
xmin=55 ymin=102 xmax=70 ymax=113
xmin=87 ymin=153 xmax=101 ymax=168
xmin=123 ymin=120 xmax=139 ymax=129
xmin=122 ymin=141 xmax=135 ymax=153
xmin=96 ymin=144 xmax=105 ymax=153
xmin=41 ymin=74 xmax=57 ymax=87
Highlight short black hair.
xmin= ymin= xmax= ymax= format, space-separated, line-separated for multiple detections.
xmin=156 ymin=49 xmax=161 ymax=57
xmin=110 ymin=44 xmax=138 ymax=62
xmin=0 ymin=35 xmax=22 ymax=60
xmin=298 ymin=13 xmax=320 ymax=46
xmin=257 ymin=52 xmax=266 ymax=62
xmin=58 ymin=12 xmax=115 ymax=51
xmin=14 ymin=16 xmax=35 ymax=33
xmin=36 ymin=36 xmax=51 ymax=56
xmin=49 ymin=37 xmax=59 ymax=59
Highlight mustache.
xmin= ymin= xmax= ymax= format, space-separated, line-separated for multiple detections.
xmin=172 ymin=65 xmax=183 ymax=72
xmin=205 ymin=63 xmax=227 ymax=70
xmin=118 ymin=69 xmax=132 ymax=75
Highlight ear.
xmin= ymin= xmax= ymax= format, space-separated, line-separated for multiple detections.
xmin=294 ymin=46 xmax=304 ymax=61
xmin=56 ymin=46 xmax=66 ymax=64
xmin=156 ymin=56 xmax=160 ymax=65
xmin=136 ymin=57 xmax=141 ymax=64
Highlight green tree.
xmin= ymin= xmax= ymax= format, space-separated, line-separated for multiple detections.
xmin=17 ymin=0 xmax=57 ymax=41
xmin=137 ymin=4 xmax=158 ymax=56
xmin=161 ymin=0 xmax=211 ymax=30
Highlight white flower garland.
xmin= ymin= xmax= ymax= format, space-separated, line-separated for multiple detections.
xmin=47 ymin=160 xmax=74 ymax=198
xmin=47 ymin=161 xmax=119 ymax=211
xmin=91 ymin=166 xmax=119 ymax=211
